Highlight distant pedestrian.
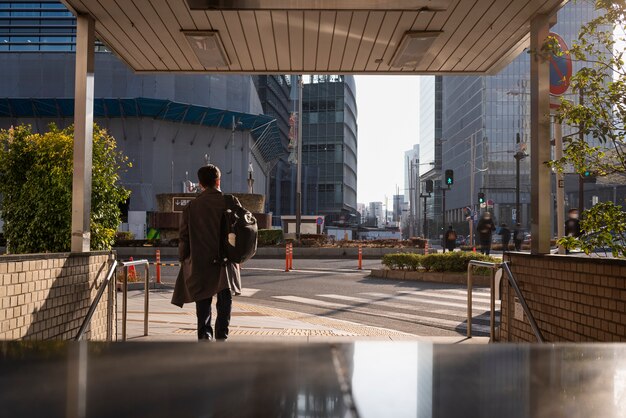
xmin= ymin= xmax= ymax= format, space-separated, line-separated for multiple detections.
xmin=444 ymin=225 xmax=457 ymax=253
xmin=500 ymin=223 xmax=511 ymax=251
xmin=513 ymin=223 xmax=523 ymax=251
xmin=564 ymin=208 xmax=581 ymax=254
xmin=172 ymin=165 xmax=243 ymax=341
xmin=477 ymin=212 xmax=496 ymax=255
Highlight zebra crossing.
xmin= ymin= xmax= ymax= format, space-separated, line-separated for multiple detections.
xmin=271 ymin=288 xmax=499 ymax=335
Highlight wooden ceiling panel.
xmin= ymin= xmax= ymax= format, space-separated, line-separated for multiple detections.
xmin=326 ymin=11 xmax=352 ymax=72
xmin=352 ymin=11 xmax=385 ymax=72
xmin=62 ymin=0 xmax=570 ymax=74
xmin=287 ymin=11 xmax=305 ymax=71
xmin=238 ymin=11 xmax=267 ymax=71
xmin=205 ymin=11 xmax=242 ymax=70
xmin=303 ymin=11 xmax=321 ymax=71
xmin=340 ymin=11 xmax=369 ymax=71
xmin=255 ymin=11 xmax=279 ymax=71
xmin=316 ymin=11 xmax=336 ymax=72
xmin=270 ymin=10 xmax=291 ymax=71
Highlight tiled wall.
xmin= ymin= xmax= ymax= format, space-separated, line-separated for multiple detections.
xmin=501 ymin=253 xmax=626 ymax=342
xmin=0 ymin=252 xmax=115 ymax=341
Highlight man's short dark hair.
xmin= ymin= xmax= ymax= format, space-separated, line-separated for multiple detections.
xmin=568 ymin=208 xmax=579 ymax=214
xmin=198 ymin=165 xmax=221 ymax=188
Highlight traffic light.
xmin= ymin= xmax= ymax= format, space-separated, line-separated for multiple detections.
xmin=444 ymin=169 xmax=454 ymax=186
xmin=425 ymin=179 xmax=434 ymax=194
xmin=478 ymin=192 xmax=485 ymax=204
xmin=582 ymin=170 xmax=596 ymax=183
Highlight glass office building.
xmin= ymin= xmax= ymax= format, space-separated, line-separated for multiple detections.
xmin=418 ymin=76 xmax=443 ymax=238
xmin=441 ymin=1 xmax=599 ymax=230
xmin=302 ymin=75 xmax=358 ymax=223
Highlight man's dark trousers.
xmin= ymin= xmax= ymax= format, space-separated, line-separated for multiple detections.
xmin=196 ymin=288 xmax=232 ymax=340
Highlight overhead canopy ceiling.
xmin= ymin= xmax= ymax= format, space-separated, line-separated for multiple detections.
xmin=60 ymin=0 xmax=567 ymax=74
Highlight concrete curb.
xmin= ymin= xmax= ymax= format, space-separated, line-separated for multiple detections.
xmin=114 ymin=246 xmax=430 ymax=260
xmin=117 ymin=282 xmax=174 ymax=291
xmin=369 ymin=269 xmax=490 ymax=286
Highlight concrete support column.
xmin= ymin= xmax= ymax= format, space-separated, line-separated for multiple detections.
xmin=71 ymin=15 xmax=95 ymax=252
xmin=530 ymin=14 xmax=552 ymax=254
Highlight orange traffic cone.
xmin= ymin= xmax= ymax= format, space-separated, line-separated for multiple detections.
xmin=128 ymin=256 xmax=137 ymax=281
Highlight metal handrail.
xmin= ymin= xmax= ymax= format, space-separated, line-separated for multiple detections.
xmin=467 ymin=260 xmax=500 ymax=340
xmin=75 ymin=259 xmax=118 ymax=341
xmin=120 ymin=259 xmax=151 ymax=341
xmin=466 ymin=259 xmax=545 ymax=343
xmin=501 ymin=262 xmax=545 ymax=343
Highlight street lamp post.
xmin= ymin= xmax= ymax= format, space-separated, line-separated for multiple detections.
xmin=514 ymin=133 xmax=528 ymax=226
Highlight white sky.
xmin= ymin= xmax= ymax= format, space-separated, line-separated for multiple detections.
xmin=355 ymin=75 xmax=421 ymax=205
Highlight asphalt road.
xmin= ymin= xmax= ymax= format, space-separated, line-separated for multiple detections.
xmin=148 ymin=257 xmax=495 ymax=337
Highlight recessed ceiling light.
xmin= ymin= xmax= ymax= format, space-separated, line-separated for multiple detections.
xmin=390 ymin=31 xmax=441 ymax=68
xmin=182 ymin=30 xmax=230 ymax=68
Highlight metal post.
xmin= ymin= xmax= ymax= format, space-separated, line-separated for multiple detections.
xmin=470 ymin=133 xmax=475 ymax=247
xmin=231 ymin=115 xmax=236 ymax=192
xmin=530 ymin=14 xmax=552 ymax=254
xmin=71 ymin=14 xmax=95 ymax=253
xmin=296 ymin=76 xmax=303 ymax=239
xmin=422 ymin=194 xmax=428 ymax=238
xmin=122 ymin=267 xmax=128 ymax=341
xmin=578 ymin=90 xmax=585 ymax=214
xmin=144 ymin=264 xmax=149 ymax=336
xmin=555 ymin=121 xmax=565 ymax=254
xmin=490 ymin=267 xmax=496 ymax=341
xmin=467 ymin=266 xmax=473 ymax=338
xmin=441 ymin=187 xmax=446 ymax=233
xmin=515 ymin=133 xmax=522 ymax=227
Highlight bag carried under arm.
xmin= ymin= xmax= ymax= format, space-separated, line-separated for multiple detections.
xmin=221 ymin=195 xmax=258 ymax=264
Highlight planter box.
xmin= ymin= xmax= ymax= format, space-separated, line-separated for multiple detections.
xmin=370 ymin=269 xmax=490 ymax=286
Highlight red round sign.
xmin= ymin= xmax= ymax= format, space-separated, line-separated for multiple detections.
xmin=549 ymin=32 xmax=572 ymax=96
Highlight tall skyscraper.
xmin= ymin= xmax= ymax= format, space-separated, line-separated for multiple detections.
xmin=418 ymin=76 xmax=443 ymax=238
xmin=301 ymin=75 xmax=358 ymax=224
xmin=440 ymin=1 xmax=599 ymax=231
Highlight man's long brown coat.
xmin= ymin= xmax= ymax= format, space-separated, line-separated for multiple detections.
xmin=171 ymin=188 xmax=241 ymax=307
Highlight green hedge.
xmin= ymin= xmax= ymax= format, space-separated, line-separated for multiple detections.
xmin=381 ymin=252 xmax=497 ymax=272
xmin=258 ymin=229 xmax=284 ymax=246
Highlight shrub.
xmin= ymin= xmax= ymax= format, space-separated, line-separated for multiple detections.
xmin=381 ymin=253 xmax=423 ymax=271
xmin=258 ymin=229 xmax=283 ymax=246
xmin=383 ymin=252 xmax=497 ymax=273
xmin=0 ymin=124 xmax=130 ymax=253
xmin=421 ymin=252 xmax=496 ymax=272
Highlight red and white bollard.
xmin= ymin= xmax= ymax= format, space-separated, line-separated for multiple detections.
xmin=285 ymin=243 xmax=290 ymax=272
xmin=358 ymin=245 xmax=363 ymax=270
xmin=155 ymin=249 xmax=161 ymax=284
xmin=289 ymin=242 xmax=293 ymax=270
xmin=424 ymin=240 xmax=429 ymax=254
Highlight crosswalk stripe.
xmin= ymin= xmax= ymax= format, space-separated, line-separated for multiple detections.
xmin=273 ymin=295 xmax=491 ymax=334
xmin=239 ymin=288 xmax=260 ymax=297
xmin=319 ymin=294 xmax=490 ymax=314
xmin=397 ymin=290 xmax=492 ymax=304
xmin=362 ymin=292 xmax=495 ymax=311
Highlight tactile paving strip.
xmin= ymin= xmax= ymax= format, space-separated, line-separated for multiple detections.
xmin=232 ymin=301 xmax=414 ymax=337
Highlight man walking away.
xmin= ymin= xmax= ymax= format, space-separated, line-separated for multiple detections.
xmin=444 ymin=225 xmax=457 ymax=253
xmin=476 ymin=212 xmax=496 ymax=255
xmin=513 ymin=223 xmax=523 ymax=251
xmin=564 ymin=209 xmax=582 ymax=255
xmin=172 ymin=165 xmax=243 ymax=341
xmin=500 ymin=223 xmax=511 ymax=252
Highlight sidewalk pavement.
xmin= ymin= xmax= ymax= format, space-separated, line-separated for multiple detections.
xmin=119 ymin=289 xmax=488 ymax=344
